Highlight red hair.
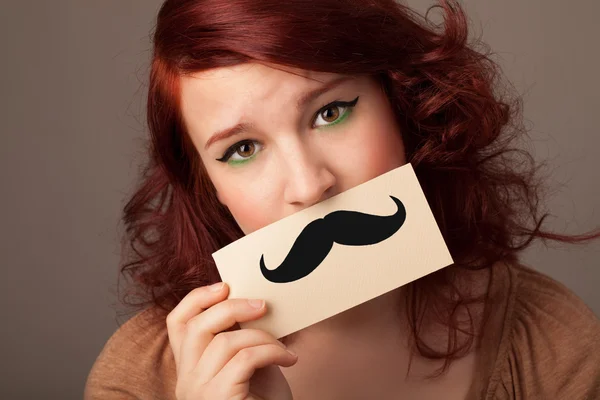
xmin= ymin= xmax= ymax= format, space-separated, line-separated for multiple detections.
xmin=118 ymin=0 xmax=599 ymax=374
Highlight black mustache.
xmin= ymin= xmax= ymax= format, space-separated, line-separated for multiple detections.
xmin=260 ymin=196 xmax=406 ymax=283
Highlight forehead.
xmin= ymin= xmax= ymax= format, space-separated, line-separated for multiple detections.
xmin=179 ymin=63 xmax=345 ymax=140
xmin=181 ymin=62 xmax=337 ymax=98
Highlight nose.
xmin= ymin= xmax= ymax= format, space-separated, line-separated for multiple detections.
xmin=282 ymin=142 xmax=336 ymax=207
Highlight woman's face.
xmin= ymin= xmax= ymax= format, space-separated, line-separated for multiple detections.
xmin=180 ymin=63 xmax=406 ymax=234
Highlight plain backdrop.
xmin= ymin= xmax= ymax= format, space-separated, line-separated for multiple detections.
xmin=1 ymin=0 xmax=598 ymax=398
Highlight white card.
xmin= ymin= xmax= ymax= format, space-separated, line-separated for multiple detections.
xmin=212 ymin=163 xmax=453 ymax=339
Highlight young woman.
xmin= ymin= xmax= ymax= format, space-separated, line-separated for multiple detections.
xmin=85 ymin=0 xmax=600 ymax=398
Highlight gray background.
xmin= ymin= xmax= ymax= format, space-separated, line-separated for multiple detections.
xmin=1 ymin=0 xmax=598 ymax=398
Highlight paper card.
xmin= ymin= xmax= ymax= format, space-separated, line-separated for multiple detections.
xmin=212 ymin=163 xmax=453 ymax=339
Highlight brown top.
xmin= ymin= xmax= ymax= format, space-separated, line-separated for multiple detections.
xmin=84 ymin=263 xmax=600 ymax=399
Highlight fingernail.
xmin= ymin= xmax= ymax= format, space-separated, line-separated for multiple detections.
xmin=287 ymin=349 xmax=297 ymax=357
xmin=247 ymin=299 xmax=264 ymax=309
xmin=209 ymin=282 xmax=225 ymax=292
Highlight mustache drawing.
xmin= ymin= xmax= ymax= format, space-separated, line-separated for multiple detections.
xmin=260 ymin=195 xmax=406 ymax=283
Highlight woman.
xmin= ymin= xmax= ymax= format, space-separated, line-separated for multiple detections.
xmin=85 ymin=0 xmax=600 ymax=399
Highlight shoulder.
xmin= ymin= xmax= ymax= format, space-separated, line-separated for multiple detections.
xmin=84 ymin=307 xmax=177 ymax=400
xmin=485 ymin=262 xmax=600 ymax=400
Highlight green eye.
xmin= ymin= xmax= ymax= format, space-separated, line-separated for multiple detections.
xmin=215 ymin=96 xmax=359 ymax=166
xmin=216 ymin=140 xmax=262 ymax=166
xmin=313 ymin=96 xmax=359 ymax=129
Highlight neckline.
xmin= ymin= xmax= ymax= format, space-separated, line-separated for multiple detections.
xmin=466 ymin=262 xmax=519 ymax=400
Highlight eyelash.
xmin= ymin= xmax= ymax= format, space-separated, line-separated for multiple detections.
xmin=216 ymin=96 xmax=360 ymax=163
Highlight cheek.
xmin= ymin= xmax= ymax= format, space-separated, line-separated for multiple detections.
xmin=217 ymin=181 xmax=278 ymax=234
xmin=363 ymin=133 xmax=405 ymax=174
xmin=345 ymin=110 xmax=406 ymax=184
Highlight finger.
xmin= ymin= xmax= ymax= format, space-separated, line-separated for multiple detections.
xmin=195 ymin=329 xmax=286 ymax=382
xmin=213 ymin=344 xmax=298 ymax=388
xmin=178 ymin=298 xmax=267 ymax=377
xmin=166 ymin=282 xmax=229 ymax=370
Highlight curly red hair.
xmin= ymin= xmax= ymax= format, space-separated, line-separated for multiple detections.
xmin=118 ymin=0 xmax=598 ymax=374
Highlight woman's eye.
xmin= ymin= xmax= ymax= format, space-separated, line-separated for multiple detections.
xmin=215 ymin=97 xmax=359 ymax=165
xmin=316 ymin=106 xmax=342 ymax=124
xmin=313 ymin=96 xmax=359 ymax=129
xmin=235 ymin=142 xmax=255 ymax=158
xmin=216 ymin=140 xmax=262 ymax=164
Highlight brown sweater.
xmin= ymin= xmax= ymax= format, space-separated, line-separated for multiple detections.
xmin=84 ymin=263 xmax=600 ymax=399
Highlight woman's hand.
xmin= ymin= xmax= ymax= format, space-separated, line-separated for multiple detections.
xmin=166 ymin=282 xmax=297 ymax=400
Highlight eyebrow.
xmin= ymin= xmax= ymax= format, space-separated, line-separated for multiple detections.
xmin=204 ymin=76 xmax=354 ymax=150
